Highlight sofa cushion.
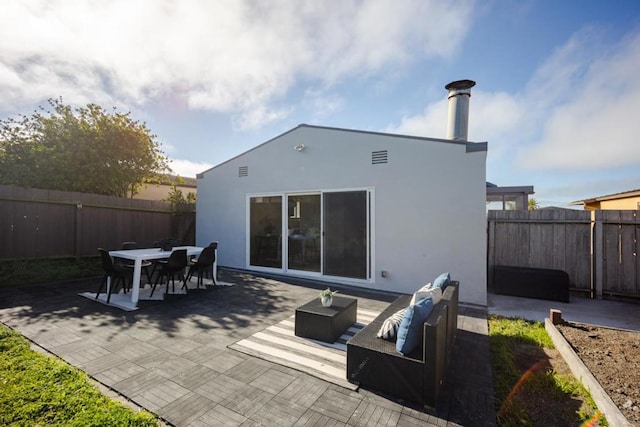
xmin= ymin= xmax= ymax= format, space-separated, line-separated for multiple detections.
xmin=410 ymin=282 xmax=442 ymax=306
xmin=396 ymin=297 xmax=434 ymax=356
xmin=433 ymin=272 xmax=451 ymax=290
xmin=376 ymin=308 xmax=407 ymax=341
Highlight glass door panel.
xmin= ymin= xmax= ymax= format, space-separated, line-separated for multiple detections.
xmin=323 ymin=191 xmax=368 ymax=279
xmin=287 ymin=194 xmax=321 ymax=272
xmin=249 ymin=196 xmax=282 ymax=268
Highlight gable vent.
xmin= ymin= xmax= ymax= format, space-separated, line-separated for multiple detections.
xmin=238 ymin=166 xmax=248 ymax=177
xmin=371 ymin=150 xmax=388 ymax=165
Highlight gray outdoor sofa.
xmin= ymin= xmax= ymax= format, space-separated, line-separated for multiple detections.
xmin=346 ymin=281 xmax=459 ymax=408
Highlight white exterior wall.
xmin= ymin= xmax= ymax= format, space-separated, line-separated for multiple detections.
xmin=197 ymin=125 xmax=488 ymax=305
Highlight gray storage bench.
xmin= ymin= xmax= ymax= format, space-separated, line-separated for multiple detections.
xmin=346 ymin=282 xmax=459 ymax=408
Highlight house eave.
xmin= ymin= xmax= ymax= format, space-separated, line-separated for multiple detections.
xmin=570 ymin=188 xmax=640 ymax=205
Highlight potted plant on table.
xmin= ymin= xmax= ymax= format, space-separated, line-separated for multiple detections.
xmin=319 ymin=288 xmax=338 ymax=307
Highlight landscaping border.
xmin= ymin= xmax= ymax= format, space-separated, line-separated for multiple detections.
xmin=544 ymin=316 xmax=632 ymax=427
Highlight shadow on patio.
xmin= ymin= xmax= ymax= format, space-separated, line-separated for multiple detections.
xmin=0 ymin=270 xmax=496 ymax=427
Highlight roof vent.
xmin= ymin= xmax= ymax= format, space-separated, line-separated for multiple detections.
xmin=372 ymin=150 xmax=388 ymax=165
xmin=239 ymin=166 xmax=248 ymax=177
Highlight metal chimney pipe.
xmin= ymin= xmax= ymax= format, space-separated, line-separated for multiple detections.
xmin=445 ymin=79 xmax=476 ymax=141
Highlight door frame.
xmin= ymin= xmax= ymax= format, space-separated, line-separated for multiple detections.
xmin=246 ymin=187 xmax=375 ymax=283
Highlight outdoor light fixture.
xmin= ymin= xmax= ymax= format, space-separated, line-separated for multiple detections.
xmin=294 ymin=144 xmax=306 ymax=152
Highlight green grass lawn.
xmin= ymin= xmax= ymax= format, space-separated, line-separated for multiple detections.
xmin=0 ymin=323 xmax=157 ymax=426
xmin=0 ymin=257 xmax=103 ymax=288
xmin=488 ymin=315 xmax=605 ymax=426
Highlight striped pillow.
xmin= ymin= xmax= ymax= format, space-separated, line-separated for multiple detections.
xmin=376 ymin=308 xmax=408 ymax=341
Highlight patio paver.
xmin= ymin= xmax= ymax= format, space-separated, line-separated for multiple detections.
xmin=0 ymin=271 xmax=497 ymax=426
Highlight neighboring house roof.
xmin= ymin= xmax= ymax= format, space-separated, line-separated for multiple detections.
xmin=538 ymin=206 xmax=578 ymax=210
xmin=197 ymin=123 xmax=488 ymax=178
xmin=570 ymin=188 xmax=640 ymax=206
xmin=131 ymin=174 xmax=197 ymax=201
xmin=147 ymin=175 xmax=197 ymax=188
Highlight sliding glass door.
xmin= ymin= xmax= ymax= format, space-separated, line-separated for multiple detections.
xmin=287 ymin=194 xmax=321 ymax=273
xmin=249 ymin=196 xmax=282 ymax=268
xmin=323 ymin=191 xmax=368 ymax=279
xmin=249 ymin=189 xmax=370 ymax=280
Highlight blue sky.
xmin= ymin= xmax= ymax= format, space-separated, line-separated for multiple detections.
xmin=2 ymin=0 xmax=640 ymax=207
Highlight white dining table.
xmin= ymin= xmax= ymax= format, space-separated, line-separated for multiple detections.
xmin=108 ymin=246 xmax=206 ymax=308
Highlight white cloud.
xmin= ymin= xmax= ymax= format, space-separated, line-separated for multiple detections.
xmin=533 ymin=173 xmax=640 ymax=207
xmin=169 ymin=158 xmax=213 ymax=177
xmin=518 ymin=28 xmax=640 ymax=171
xmin=303 ymin=89 xmax=345 ymax=121
xmin=231 ymin=105 xmax=292 ymax=131
xmin=0 ymin=0 xmax=475 ymax=129
xmin=388 ymin=26 xmax=640 ymax=174
xmin=387 ymin=98 xmax=447 ymax=138
xmin=389 ymin=91 xmax=523 ymax=150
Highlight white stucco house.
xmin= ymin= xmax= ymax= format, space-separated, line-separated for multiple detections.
xmin=196 ymin=81 xmax=488 ymax=305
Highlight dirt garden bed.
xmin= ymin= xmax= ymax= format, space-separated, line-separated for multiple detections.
xmin=556 ymin=322 xmax=640 ymax=425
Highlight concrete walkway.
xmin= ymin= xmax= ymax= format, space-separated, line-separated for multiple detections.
xmin=0 ymin=271 xmax=496 ymax=427
xmin=488 ymin=293 xmax=640 ymax=332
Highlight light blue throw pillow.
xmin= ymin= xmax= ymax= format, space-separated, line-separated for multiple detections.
xmin=433 ymin=272 xmax=451 ymax=290
xmin=395 ymin=297 xmax=434 ymax=356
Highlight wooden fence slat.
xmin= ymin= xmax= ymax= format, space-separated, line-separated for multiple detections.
xmin=601 ymin=211 xmax=620 ymax=294
xmin=619 ymin=211 xmax=637 ymax=293
xmin=573 ymin=220 xmax=592 ymax=293
xmin=551 ymin=210 xmax=566 ymax=272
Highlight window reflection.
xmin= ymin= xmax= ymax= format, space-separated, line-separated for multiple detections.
xmin=288 ymin=195 xmax=320 ymax=272
xmin=250 ymin=196 xmax=282 ymax=268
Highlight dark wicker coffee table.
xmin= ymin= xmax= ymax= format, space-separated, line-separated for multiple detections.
xmin=295 ymin=295 xmax=357 ymax=343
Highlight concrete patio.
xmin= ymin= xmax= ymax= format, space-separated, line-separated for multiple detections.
xmin=0 ymin=270 xmax=496 ymax=427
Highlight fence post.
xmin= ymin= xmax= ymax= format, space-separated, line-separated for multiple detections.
xmin=487 ymin=213 xmax=496 ymax=292
xmin=591 ymin=210 xmax=603 ymax=299
xmin=75 ymin=202 xmax=83 ymax=259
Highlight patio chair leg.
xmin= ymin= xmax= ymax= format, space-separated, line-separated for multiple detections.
xmin=107 ymin=276 xmax=119 ymax=304
xmin=150 ymin=276 xmax=162 ymax=297
xmin=96 ymin=276 xmax=107 ymax=299
xmin=164 ymin=274 xmax=173 ymax=295
xmin=179 ymin=274 xmax=186 ymax=292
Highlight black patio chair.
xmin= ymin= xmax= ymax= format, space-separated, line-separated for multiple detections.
xmin=95 ymin=248 xmax=132 ymax=304
xmin=149 ymin=238 xmax=183 ymax=278
xmin=186 ymin=245 xmax=217 ymax=289
xmin=118 ymin=241 xmax=153 ymax=284
xmin=150 ymin=249 xmax=188 ymax=297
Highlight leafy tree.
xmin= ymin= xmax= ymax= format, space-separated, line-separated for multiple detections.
xmin=165 ymin=182 xmax=196 ymax=208
xmin=528 ymin=197 xmax=540 ymax=210
xmin=0 ymin=98 xmax=170 ymax=197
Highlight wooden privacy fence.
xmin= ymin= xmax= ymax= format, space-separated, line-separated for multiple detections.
xmin=488 ymin=209 xmax=640 ymax=300
xmin=0 ymin=184 xmax=195 ymax=259
xmin=595 ymin=210 xmax=640 ymax=299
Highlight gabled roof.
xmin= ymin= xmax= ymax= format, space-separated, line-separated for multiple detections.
xmin=197 ymin=123 xmax=487 ymax=178
xmin=570 ymin=188 xmax=640 ymax=206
